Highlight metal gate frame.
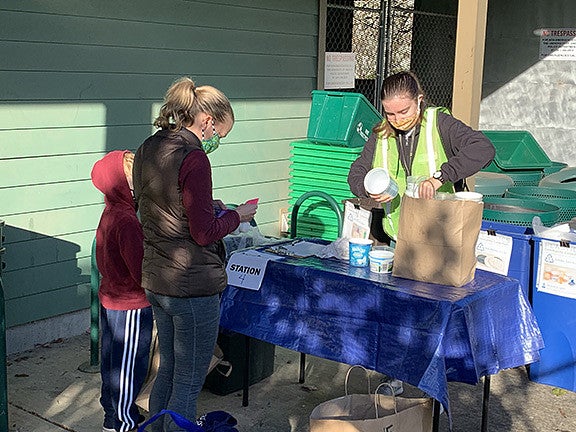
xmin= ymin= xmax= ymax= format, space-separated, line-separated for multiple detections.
xmin=322 ymin=0 xmax=457 ymax=112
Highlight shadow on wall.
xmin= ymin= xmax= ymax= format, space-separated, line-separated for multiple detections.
xmin=2 ymin=224 xmax=90 ymax=353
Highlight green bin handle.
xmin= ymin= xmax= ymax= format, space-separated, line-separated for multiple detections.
xmin=290 ymin=191 xmax=343 ymax=239
xmin=289 ymin=192 xmax=343 ymax=384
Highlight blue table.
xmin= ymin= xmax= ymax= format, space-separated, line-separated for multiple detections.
xmin=219 ymin=244 xmax=543 ymax=425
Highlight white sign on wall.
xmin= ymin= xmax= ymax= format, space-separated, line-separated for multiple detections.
xmin=539 ymin=28 xmax=576 ymax=61
xmin=324 ymin=52 xmax=356 ymax=89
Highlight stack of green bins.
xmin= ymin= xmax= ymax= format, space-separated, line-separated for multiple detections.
xmin=289 ymin=140 xmax=364 ymax=240
xmin=289 ymin=91 xmax=382 ymax=241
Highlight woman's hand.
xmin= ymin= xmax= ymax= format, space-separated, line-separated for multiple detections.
xmin=368 ymin=192 xmax=395 ymax=203
xmin=234 ymin=202 xmax=258 ymax=223
xmin=418 ymin=178 xmax=442 ymax=199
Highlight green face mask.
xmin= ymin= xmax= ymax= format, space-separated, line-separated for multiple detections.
xmin=201 ymin=120 xmax=220 ymax=154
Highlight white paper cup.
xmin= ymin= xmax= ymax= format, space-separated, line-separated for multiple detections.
xmin=364 ymin=168 xmax=399 ymax=197
xmin=369 ymin=249 xmax=394 ymax=273
xmin=348 ymin=238 xmax=373 ymax=267
xmin=455 ymin=191 xmax=483 ymax=202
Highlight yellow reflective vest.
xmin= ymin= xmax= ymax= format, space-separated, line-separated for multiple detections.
xmin=372 ymin=107 xmax=455 ymax=239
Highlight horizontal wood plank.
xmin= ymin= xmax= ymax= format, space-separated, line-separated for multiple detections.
xmin=5 ymin=283 xmax=91 ymax=327
xmin=0 ymin=72 xmax=317 ymax=101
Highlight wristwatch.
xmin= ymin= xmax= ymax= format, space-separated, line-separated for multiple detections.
xmin=432 ymin=170 xmax=445 ymax=183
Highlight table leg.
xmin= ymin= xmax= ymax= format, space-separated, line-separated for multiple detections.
xmin=299 ymin=352 xmax=306 ymax=383
xmin=242 ymin=335 xmax=251 ymax=407
xmin=432 ymin=399 xmax=440 ymax=432
xmin=481 ymin=375 xmax=491 ymax=432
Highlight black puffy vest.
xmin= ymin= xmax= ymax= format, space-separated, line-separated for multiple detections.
xmin=133 ymin=128 xmax=227 ymax=297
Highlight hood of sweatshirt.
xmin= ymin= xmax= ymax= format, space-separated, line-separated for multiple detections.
xmin=91 ymin=150 xmax=134 ymax=209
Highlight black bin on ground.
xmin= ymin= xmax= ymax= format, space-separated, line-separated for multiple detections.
xmin=203 ymin=330 xmax=275 ymax=396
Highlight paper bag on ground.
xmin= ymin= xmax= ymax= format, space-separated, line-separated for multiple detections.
xmin=392 ymin=195 xmax=483 ymax=287
xmin=310 ymin=393 xmax=433 ymax=432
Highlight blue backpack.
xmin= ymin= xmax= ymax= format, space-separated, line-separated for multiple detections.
xmin=138 ymin=409 xmax=239 ymax=432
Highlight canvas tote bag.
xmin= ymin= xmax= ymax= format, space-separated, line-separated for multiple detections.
xmin=310 ymin=366 xmax=433 ymax=432
xmin=392 ymin=195 xmax=483 ymax=287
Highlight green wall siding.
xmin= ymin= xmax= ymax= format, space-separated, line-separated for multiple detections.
xmin=0 ymin=0 xmax=318 ymax=327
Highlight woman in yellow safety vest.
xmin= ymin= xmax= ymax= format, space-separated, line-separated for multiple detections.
xmin=347 ymin=71 xmax=495 ymax=242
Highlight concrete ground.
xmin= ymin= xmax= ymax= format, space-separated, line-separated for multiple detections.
xmin=6 ymin=332 xmax=576 ymax=432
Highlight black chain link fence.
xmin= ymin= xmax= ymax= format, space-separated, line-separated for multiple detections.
xmin=326 ymin=0 xmax=457 ymax=111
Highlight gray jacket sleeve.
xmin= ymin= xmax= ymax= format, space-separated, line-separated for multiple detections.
xmin=347 ymin=132 xmax=377 ymax=198
xmin=437 ymin=112 xmax=495 ymax=183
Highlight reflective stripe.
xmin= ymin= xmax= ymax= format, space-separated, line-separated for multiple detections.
xmin=426 ymin=108 xmax=438 ymax=176
xmin=117 ymin=309 xmax=141 ymax=432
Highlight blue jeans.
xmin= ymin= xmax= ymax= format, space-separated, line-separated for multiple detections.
xmin=145 ymin=291 xmax=220 ymax=432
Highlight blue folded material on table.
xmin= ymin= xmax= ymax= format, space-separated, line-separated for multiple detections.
xmin=219 ymin=240 xmax=543 ymax=418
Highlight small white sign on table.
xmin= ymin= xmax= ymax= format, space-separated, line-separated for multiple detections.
xmin=226 ymin=250 xmax=282 ymax=291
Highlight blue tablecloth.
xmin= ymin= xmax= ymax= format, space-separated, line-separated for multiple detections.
xmin=219 ymin=245 xmax=543 ymax=415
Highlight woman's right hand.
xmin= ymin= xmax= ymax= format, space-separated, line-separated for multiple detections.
xmin=234 ymin=203 xmax=258 ymax=223
xmin=368 ymin=192 xmax=394 ymax=203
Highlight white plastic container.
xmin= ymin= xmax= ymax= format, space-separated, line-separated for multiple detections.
xmin=364 ymin=168 xmax=399 ymax=197
xmin=368 ymin=249 xmax=394 ymax=273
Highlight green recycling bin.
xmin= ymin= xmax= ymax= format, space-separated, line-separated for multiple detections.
xmin=307 ymin=91 xmax=382 ymax=147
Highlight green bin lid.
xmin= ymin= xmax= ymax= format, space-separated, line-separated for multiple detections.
xmin=540 ymin=167 xmax=576 ymax=191
xmin=542 ymin=161 xmax=568 ymax=175
xmin=482 ymin=130 xmax=552 ymax=170
xmin=504 ymin=186 xmax=576 ymax=223
xmin=482 ymin=197 xmax=559 ymax=227
xmin=474 ymin=172 xmax=514 ymax=196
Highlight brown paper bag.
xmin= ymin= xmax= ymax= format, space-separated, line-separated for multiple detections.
xmin=310 ymin=365 xmax=432 ymax=432
xmin=310 ymin=393 xmax=433 ymax=432
xmin=392 ymin=195 xmax=483 ymax=287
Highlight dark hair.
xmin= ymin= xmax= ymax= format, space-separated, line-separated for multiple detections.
xmin=373 ymin=71 xmax=426 ymax=138
xmin=154 ymin=77 xmax=234 ymax=131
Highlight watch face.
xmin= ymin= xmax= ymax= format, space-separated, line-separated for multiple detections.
xmin=433 ymin=171 xmax=441 ymax=179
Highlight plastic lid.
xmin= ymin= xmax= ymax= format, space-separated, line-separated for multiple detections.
xmin=540 ymin=167 xmax=576 ymax=191
xmin=482 ymin=130 xmax=552 ymax=170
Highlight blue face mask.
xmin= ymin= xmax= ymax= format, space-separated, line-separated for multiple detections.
xmin=201 ymin=120 xmax=220 ymax=154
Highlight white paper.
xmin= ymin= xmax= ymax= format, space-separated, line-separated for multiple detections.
xmin=324 ymin=52 xmax=356 ymax=89
xmin=475 ymin=230 xmax=514 ymax=276
xmin=269 ymin=240 xmax=326 ymax=258
xmin=535 ymin=239 xmax=576 ymax=299
xmin=539 ymin=28 xmax=576 ymax=61
xmin=226 ymin=250 xmax=280 ymax=291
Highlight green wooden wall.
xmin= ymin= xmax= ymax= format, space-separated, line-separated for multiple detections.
xmin=0 ymin=0 xmax=318 ymax=327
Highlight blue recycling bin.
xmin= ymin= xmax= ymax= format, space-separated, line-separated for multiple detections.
xmin=529 ymin=236 xmax=576 ymax=392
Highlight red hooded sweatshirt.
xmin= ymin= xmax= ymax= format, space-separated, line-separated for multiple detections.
xmin=91 ymin=150 xmax=150 ymax=310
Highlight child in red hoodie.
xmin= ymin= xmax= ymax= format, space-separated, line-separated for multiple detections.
xmin=91 ymin=150 xmax=153 ymax=432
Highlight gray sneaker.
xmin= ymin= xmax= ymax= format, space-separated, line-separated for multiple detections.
xmin=376 ymin=377 xmax=404 ymax=396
